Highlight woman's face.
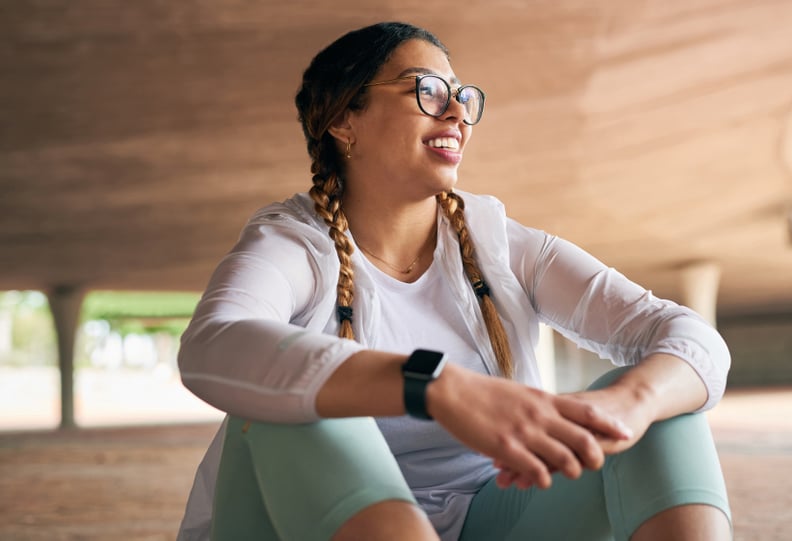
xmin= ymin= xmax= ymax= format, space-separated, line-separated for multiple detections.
xmin=345 ymin=39 xmax=475 ymax=202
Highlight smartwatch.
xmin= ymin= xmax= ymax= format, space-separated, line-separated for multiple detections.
xmin=402 ymin=349 xmax=448 ymax=420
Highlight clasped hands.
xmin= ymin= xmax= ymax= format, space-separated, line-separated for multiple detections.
xmin=426 ymin=363 xmax=656 ymax=491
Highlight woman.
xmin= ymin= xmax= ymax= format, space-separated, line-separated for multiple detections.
xmin=178 ymin=22 xmax=732 ymax=541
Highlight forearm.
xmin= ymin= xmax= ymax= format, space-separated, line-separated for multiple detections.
xmin=611 ymin=352 xmax=709 ymax=421
xmin=315 ymin=349 xmax=410 ymax=418
xmin=515 ymin=228 xmax=730 ymax=412
xmin=179 ymin=317 xmax=365 ymax=422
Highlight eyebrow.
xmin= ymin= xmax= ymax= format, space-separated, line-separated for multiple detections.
xmin=397 ymin=67 xmax=461 ymax=86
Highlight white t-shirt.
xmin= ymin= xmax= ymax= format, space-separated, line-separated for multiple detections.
xmin=361 ymin=252 xmax=496 ymax=540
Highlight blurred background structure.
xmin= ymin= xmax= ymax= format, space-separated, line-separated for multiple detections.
xmin=1 ymin=1 xmax=791 ymax=539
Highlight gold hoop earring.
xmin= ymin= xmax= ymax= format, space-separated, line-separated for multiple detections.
xmin=345 ymin=140 xmax=352 ymax=159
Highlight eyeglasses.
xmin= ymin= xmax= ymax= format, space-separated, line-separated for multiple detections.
xmin=364 ymin=74 xmax=486 ymax=125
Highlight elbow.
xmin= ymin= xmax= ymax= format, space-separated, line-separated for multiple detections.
xmin=177 ymin=344 xmax=193 ymax=388
xmin=709 ymin=322 xmax=732 ymax=385
xmin=713 ymin=331 xmax=732 ymax=400
xmin=177 ymin=339 xmax=205 ymax=400
xmin=176 ymin=326 xmax=196 ymax=381
xmin=176 ymin=323 xmax=219 ymax=403
xmin=697 ymin=332 xmax=731 ymax=411
xmin=716 ymin=330 xmax=732 ymax=376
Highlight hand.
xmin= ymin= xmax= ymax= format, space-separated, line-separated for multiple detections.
xmin=566 ymin=382 xmax=658 ymax=455
xmin=426 ymin=364 xmax=633 ymax=490
xmin=567 ymin=354 xmax=705 ymax=455
xmin=491 ymin=356 xmax=706 ymax=488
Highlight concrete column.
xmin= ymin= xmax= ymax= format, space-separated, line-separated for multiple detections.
xmin=679 ymin=261 xmax=721 ymax=327
xmin=47 ymin=285 xmax=85 ymax=429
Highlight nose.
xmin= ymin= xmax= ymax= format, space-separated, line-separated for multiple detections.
xmin=441 ymin=90 xmax=467 ymax=123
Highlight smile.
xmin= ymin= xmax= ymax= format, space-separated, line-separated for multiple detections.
xmin=425 ymin=137 xmax=460 ymax=150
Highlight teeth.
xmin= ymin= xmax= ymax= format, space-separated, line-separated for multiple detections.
xmin=427 ymin=137 xmax=459 ymax=150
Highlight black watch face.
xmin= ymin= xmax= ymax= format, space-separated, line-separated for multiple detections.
xmin=404 ymin=349 xmax=445 ymax=374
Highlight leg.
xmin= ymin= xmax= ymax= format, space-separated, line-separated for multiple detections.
xmin=592 ymin=368 xmax=732 ymax=541
xmin=460 ymin=466 xmax=614 ymax=541
xmin=332 ymin=500 xmax=437 ymax=541
xmin=212 ymin=416 xmax=434 ymax=541
xmin=461 ymin=368 xmax=732 ymax=541
xmin=631 ymin=504 xmax=731 ymax=541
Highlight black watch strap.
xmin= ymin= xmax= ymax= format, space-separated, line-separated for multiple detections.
xmin=402 ymin=349 xmax=447 ymax=420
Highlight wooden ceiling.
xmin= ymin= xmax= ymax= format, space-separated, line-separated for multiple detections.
xmin=2 ymin=0 xmax=791 ymax=317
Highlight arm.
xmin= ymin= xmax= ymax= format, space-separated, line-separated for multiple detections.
xmin=317 ymin=348 xmax=634 ymax=490
xmin=507 ymin=219 xmax=730 ymax=415
xmin=492 ymin=221 xmax=730 ymax=485
xmin=606 ymin=352 xmax=708 ymax=420
xmin=570 ymin=352 xmax=709 ymax=454
xmin=490 ymin=352 xmax=706 ymax=486
xmin=183 ymin=210 xmax=631 ymax=487
xmin=178 ymin=219 xmax=364 ymax=423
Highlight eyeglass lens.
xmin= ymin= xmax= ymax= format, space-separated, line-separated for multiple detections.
xmin=417 ymin=75 xmax=484 ymax=125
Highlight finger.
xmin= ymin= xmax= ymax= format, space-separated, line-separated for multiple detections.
xmin=515 ymin=473 xmax=537 ymax=490
xmin=548 ymin=419 xmax=605 ymax=470
xmin=495 ymin=468 xmax=519 ymax=489
xmin=595 ymin=434 xmax=634 ymax=455
xmin=555 ymin=397 xmax=633 ymax=440
xmin=522 ymin=429 xmax=584 ymax=480
xmin=497 ymin=467 xmax=541 ymax=490
xmin=496 ymin=437 xmax=553 ymax=489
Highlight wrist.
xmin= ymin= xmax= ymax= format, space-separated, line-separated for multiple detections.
xmin=425 ymin=362 xmax=465 ymax=420
xmin=624 ymin=378 xmax=660 ymax=417
xmin=617 ymin=353 xmax=708 ymax=420
xmin=402 ymin=349 xmax=448 ymax=420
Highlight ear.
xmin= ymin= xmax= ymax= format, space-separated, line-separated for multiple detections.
xmin=327 ymin=109 xmax=356 ymax=145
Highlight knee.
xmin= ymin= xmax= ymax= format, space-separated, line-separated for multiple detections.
xmin=331 ymin=501 xmax=438 ymax=541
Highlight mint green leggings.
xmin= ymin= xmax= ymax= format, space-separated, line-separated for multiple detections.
xmin=211 ymin=369 xmax=731 ymax=540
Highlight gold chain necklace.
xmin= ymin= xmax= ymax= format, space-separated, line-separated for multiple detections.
xmin=356 ymin=243 xmax=421 ymax=274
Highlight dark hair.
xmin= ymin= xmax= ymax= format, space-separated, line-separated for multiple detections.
xmin=295 ymin=22 xmax=514 ymax=378
xmin=296 ymin=22 xmax=446 ymax=145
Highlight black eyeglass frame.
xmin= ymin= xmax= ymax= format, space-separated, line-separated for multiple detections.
xmin=364 ymin=74 xmax=486 ymax=126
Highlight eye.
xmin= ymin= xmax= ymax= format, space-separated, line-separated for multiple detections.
xmin=418 ymin=82 xmax=437 ymax=98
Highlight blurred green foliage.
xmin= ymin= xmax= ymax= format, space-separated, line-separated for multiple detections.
xmin=81 ymin=291 xmax=200 ymax=337
xmin=0 ymin=290 xmax=200 ymax=367
xmin=0 ymin=291 xmax=56 ymax=366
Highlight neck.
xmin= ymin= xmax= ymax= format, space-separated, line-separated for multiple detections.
xmin=343 ymin=190 xmax=439 ymax=280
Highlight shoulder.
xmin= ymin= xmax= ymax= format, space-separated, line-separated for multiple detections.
xmin=455 ymin=190 xmax=547 ymax=243
xmin=239 ymin=192 xmax=335 ymax=256
xmin=246 ymin=192 xmax=325 ymax=235
xmin=226 ymin=193 xmax=337 ymax=317
xmin=455 ymin=189 xmax=505 ymax=217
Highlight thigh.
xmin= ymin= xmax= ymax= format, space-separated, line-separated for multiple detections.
xmin=212 ymin=416 xmax=416 ymax=541
xmin=603 ymin=411 xmax=731 ymax=540
xmin=588 ymin=368 xmax=731 ymax=540
xmin=212 ymin=417 xmax=278 ymax=541
xmin=460 ymin=467 xmax=613 ymax=541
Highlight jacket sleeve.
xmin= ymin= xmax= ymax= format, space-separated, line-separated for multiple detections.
xmin=178 ymin=217 xmax=364 ymax=423
xmin=507 ymin=219 xmax=730 ymax=411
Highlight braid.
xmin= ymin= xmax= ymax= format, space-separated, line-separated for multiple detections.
xmin=437 ymin=191 xmax=514 ymax=378
xmin=307 ymin=138 xmax=356 ymax=340
xmin=295 ymin=23 xmax=452 ymax=342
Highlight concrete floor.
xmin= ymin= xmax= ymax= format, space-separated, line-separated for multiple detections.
xmin=0 ymin=386 xmax=790 ymax=540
